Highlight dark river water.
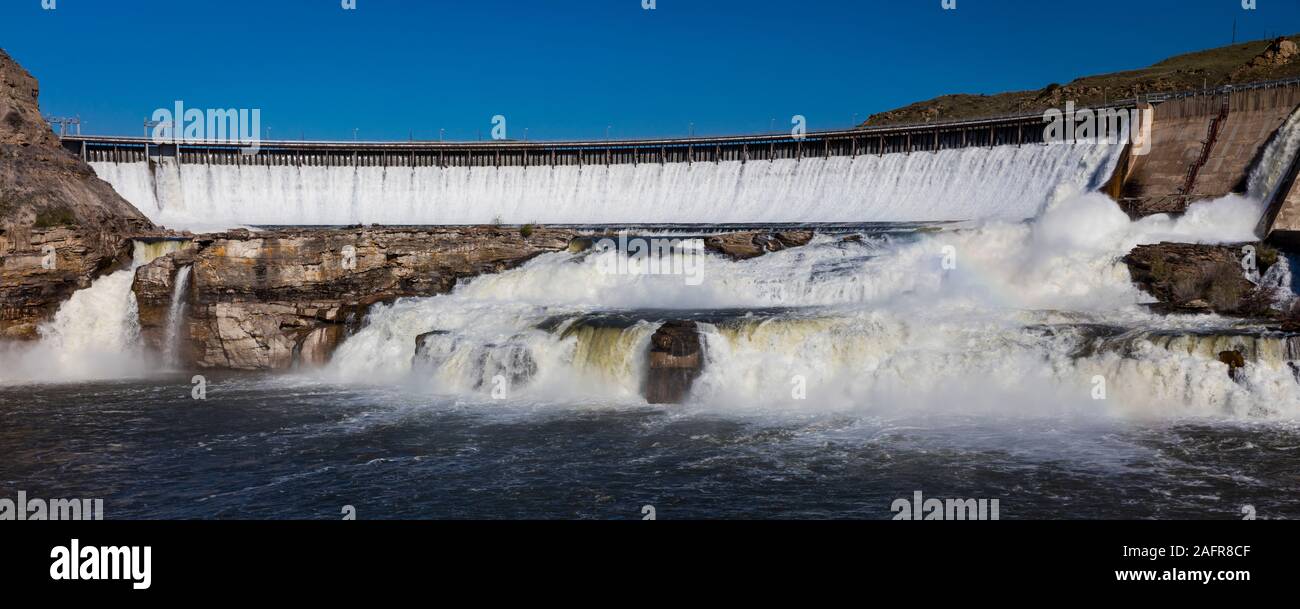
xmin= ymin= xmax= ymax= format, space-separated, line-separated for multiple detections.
xmin=2 ymin=372 xmax=1296 ymax=519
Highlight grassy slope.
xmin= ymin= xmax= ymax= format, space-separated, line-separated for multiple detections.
xmin=865 ymin=35 xmax=1300 ymax=126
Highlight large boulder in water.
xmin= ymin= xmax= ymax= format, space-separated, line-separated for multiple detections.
xmin=643 ymin=320 xmax=703 ymax=404
xmin=1123 ymin=242 xmax=1286 ymax=317
xmin=1218 ymin=349 xmax=1247 ymax=382
xmin=704 ymin=230 xmax=813 ymax=260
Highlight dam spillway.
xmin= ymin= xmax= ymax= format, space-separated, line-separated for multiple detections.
xmin=66 ymin=114 xmax=1128 ymax=229
xmin=83 ymin=144 xmax=1123 ymax=227
xmin=65 ymin=78 xmax=1300 ymax=233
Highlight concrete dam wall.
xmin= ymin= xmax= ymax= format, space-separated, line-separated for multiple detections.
xmin=1117 ymin=83 xmax=1300 ymax=217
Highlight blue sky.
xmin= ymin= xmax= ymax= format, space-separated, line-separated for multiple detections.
xmin=1 ymin=0 xmax=1297 ymax=141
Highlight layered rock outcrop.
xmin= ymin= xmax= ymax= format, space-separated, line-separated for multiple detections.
xmin=567 ymin=229 xmax=814 ymax=262
xmin=703 ymin=230 xmax=814 ymax=260
xmin=642 ymin=320 xmax=703 ymax=404
xmin=133 ymin=226 xmax=807 ymax=372
xmin=1232 ymin=38 xmax=1300 ymax=80
xmin=0 ymin=48 xmax=154 ymax=339
xmin=134 ymin=227 xmax=576 ymax=369
xmin=131 ymin=242 xmax=196 ymax=351
xmin=1123 ymin=242 xmax=1288 ymax=317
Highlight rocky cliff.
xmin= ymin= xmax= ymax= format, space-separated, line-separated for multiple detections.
xmin=0 ymin=48 xmax=154 ymax=339
xmin=1123 ymin=241 xmax=1294 ymax=320
xmin=133 ymin=226 xmax=821 ymax=371
xmin=134 ymin=227 xmax=578 ymax=369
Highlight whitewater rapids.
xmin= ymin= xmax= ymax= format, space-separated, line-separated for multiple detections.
xmin=319 ymin=117 xmax=1300 ymax=418
xmin=325 ymin=188 xmax=1298 ymax=419
xmin=0 ymin=241 xmax=186 ymax=383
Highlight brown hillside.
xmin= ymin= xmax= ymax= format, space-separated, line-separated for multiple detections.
xmin=865 ymin=36 xmax=1300 ymax=126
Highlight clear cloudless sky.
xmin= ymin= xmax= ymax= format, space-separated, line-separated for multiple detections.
xmin=1 ymin=0 xmax=1297 ymax=141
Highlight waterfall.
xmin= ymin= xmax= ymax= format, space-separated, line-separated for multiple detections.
xmin=1247 ymin=107 xmax=1300 ymax=202
xmin=89 ymin=142 xmax=1122 ymax=230
xmin=0 ymin=269 xmax=146 ymax=384
xmin=161 ymin=265 xmax=192 ymax=368
xmin=0 ymin=240 xmax=190 ymax=384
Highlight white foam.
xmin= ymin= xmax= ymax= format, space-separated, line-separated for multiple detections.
xmin=326 ymin=191 xmax=1300 ymax=419
xmin=0 ymin=270 xmax=146 ymax=384
xmin=0 ymin=241 xmax=186 ymax=385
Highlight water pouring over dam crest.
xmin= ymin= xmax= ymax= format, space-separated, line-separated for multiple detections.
xmin=83 ymin=127 xmax=1118 ymax=229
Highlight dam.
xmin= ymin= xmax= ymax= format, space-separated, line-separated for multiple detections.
xmin=69 ymin=124 xmax=1120 ymax=228
xmin=61 ymin=77 xmax=1300 ymax=236
xmin=67 ymin=112 xmax=1085 ymax=228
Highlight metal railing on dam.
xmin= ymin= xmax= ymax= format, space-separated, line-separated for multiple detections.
xmin=59 ymin=76 xmax=1300 ymax=169
xmin=61 ymin=113 xmax=1054 ymax=168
